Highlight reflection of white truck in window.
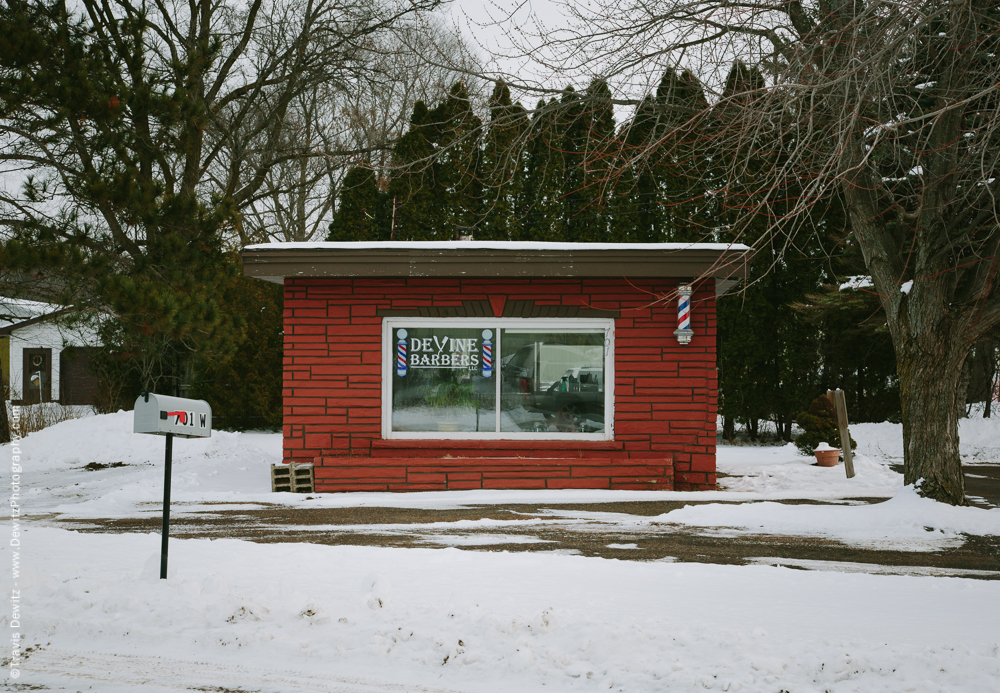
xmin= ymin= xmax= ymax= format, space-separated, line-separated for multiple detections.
xmin=501 ymin=343 xmax=605 ymax=432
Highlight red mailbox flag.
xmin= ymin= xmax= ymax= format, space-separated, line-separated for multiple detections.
xmin=166 ymin=411 xmax=187 ymax=424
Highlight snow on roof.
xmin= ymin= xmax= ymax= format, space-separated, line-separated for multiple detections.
xmin=0 ymin=297 xmax=67 ymax=328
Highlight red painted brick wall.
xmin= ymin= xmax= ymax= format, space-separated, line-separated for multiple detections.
xmin=283 ymin=278 xmax=717 ymax=491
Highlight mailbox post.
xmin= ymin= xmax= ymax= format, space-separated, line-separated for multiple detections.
xmin=134 ymin=392 xmax=212 ymax=579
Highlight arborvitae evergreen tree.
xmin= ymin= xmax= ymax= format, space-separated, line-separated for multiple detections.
xmin=713 ymin=59 xmax=889 ymax=440
xmin=427 ymin=82 xmax=484 ymax=238
xmin=718 ymin=239 xmax=829 ymax=440
xmin=571 ymin=79 xmax=616 ymax=242
xmin=657 ymin=70 xmax=714 ymax=242
xmin=716 ymin=60 xmax=830 ymax=440
xmin=722 ymin=60 xmax=766 ymax=99
xmin=191 ymin=259 xmax=283 ymax=430
xmin=553 ymin=86 xmax=588 ymax=241
xmin=612 ymin=93 xmax=665 ymax=242
xmin=515 ymin=99 xmax=564 ymax=241
xmin=792 ymin=203 xmax=902 ymax=423
xmin=328 ymin=167 xmax=389 ymax=241
xmin=387 ymin=101 xmax=448 ymax=240
xmin=386 ymin=83 xmax=483 ymax=240
xmin=480 ymin=81 xmax=528 ymax=240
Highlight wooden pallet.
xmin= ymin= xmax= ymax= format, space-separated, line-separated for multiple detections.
xmin=271 ymin=463 xmax=314 ymax=493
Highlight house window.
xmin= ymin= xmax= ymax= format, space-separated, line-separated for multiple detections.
xmin=382 ymin=318 xmax=614 ymax=439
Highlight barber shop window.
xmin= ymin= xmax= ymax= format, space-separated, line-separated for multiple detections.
xmin=382 ymin=319 xmax=613 ymax=439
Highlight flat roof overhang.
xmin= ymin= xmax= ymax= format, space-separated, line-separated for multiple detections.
xmin=241 ymin=242 xmax=750 ymax=290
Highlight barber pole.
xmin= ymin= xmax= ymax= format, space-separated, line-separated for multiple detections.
xmin=674 ymin=284 xmax=694 ymax=345
xmin=396 ymin=328 xmax=408 ymax=377
xmin=481 ymin=329 xmax=493 ymax=378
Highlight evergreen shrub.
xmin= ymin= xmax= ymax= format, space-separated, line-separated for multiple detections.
xmin=795 ymin=394 xmax=856 ymax=455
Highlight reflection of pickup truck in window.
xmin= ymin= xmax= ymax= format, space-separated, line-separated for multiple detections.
xmin=501 ymin=344 xmax=604 ymax=432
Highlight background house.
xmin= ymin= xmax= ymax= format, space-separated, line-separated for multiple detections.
xmin=0 ymin=299 xmax=101 ymax=405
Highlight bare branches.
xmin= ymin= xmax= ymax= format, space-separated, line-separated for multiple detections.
xmin=224 ymin=11 xmax=484 ymax=243
xmin=477 ymin=0 xmax=996 ymax=498
xmin=0 ymin=0 xmax=454 ymax=252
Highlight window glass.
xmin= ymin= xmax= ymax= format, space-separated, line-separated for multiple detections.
xmin=499 ymin=330 xmax=606 ymax=433
xmin=385 ymin=320 xmax=610 ymax=438
xmin=390 ymin=326 xmax=496 ymax=432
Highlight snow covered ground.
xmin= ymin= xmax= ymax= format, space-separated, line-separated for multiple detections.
xmin=4 ymin=411 xmax=1000 ymax=691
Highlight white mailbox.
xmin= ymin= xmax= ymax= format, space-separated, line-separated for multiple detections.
xmin=134 ymin=393 xmax=212 ymax=439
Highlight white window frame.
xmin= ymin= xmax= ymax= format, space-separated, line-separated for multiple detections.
xmin=381 ymin=317 xmax=615 ymax=441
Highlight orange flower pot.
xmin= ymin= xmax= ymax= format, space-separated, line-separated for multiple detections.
xmin=814 ymin=449 xmax=841 ymax=467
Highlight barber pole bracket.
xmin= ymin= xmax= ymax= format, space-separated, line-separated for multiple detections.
xmin=673 ymin=284 xmax=694 ymax=345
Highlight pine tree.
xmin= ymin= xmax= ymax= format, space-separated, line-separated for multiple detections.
xmin=0 ymin=1 xmax=244 ymax=396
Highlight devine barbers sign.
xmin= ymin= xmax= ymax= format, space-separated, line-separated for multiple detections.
xmin=395 ymin=327 xmax=492 ymax=377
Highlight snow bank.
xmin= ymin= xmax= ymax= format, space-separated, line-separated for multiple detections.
xmin=8 ymin=409 xmax=1000 ymax=521
xmin=12 ymin=411 xmax=281 ymax=517
xmin=6 ymin=527 xmax=1000 ymax=692
xmin=957 ymin=416 xmax=1000 ymax=465
xmin=6 ymin=398 xmax=1000 ymax=690
xmin=665 ymin=486 xmax=1000 ymax=551
xmin=717 ymin=414 xmax=1000 ymax=498
xmin=834 ymin=417 xmax=999 ymax=466
xmin=716 ymin=442 xmax=902 ymax=498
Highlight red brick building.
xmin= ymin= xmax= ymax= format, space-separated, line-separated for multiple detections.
xmin=242 ymin=242 xmax=748 ymax=492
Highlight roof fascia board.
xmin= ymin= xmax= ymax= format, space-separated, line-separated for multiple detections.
xmin=240 ymin=246 xmax=749 ymax=283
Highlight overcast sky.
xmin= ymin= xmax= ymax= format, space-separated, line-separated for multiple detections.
xmin=443 ymin=0 xmax=610 ymax=101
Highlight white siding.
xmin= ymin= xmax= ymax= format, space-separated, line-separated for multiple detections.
xmin=8 ymin=320 xmax=100 ymax=401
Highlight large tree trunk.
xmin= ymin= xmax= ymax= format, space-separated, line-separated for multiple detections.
xmin=955 ymin=356 xmax=973 ymax=420
xmin=722 ymin=416 xmax=735 ymax=441
xmin=895 ymin=330 xmax=971 ymax=505
xmin=844 ymin=184 xmax=977 ymax=506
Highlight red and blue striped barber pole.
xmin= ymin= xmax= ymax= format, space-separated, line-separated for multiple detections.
xmin=396 ymin=328 xmax=408 ymax=377
xmin=481 ymin=329 xmax=493 ymax=378
xmin=673 ymin=285 xmax=694 ymax=345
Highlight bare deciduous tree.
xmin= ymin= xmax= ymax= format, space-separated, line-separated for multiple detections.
xmin=0 ymin=0 xmax=450 ymax=391
xmin=482 ymin=0 xmax=999 ymax=504
xmin=0 ymin=0 xmax=446 ymax=257
xmin=232 ymin=13 xmax=484 ymax=244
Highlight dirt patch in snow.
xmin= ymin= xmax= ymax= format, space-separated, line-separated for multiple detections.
xmin=58 ymin=499 xmax=1000 ymax=579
